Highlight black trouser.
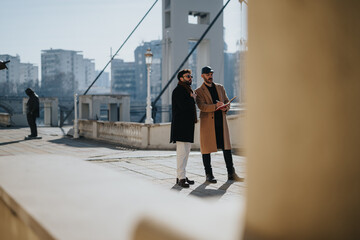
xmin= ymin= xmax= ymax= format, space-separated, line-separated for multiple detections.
xmin=27 ymin=114 xmax=37 ymax=137
xmin=202 ymin=149 xmax=234 ymax=175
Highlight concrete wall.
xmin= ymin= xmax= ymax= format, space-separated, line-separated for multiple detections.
xmin=0 ymin=112 xmax=28 ymax=127
xmin=78 ymin=112 xmax=244 ymax=152
xmin=22 ymin=97 xmax=59 ymax=127
xmin=0 ymin=113 xmax=10 ymax=127
xmin=79 ymin=94 xmax=130 ymax=122
xmin=11 ymin=114 xmax=28 ymax=127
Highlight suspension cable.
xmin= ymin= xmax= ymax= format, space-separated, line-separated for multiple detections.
xmin=60 ymin=0 xmax=159 ymax=126
xmin=140 ymin=0 xmax=232 ymax=123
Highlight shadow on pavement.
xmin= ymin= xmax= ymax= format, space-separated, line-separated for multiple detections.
xmin=48 ymin=137 xmax=135 ymax=150
xmin=189 ymin=181 xmax=234 ymax=199
xmin=0 ymin=140 xmax=26 ymax=146
xmin=171 ymin=184 xmax=183 ymax=191
xmin=0 ymin=126 xmax=23 ymax=130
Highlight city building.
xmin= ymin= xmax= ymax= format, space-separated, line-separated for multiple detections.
xmin=224 ymin=52 xmax=237 ymax=100
xmin=134 ymin=40 xmax=162 ymax=102
xmin=87 ymin=70 xmax=110 ymax=94
xmin=94 ymin=70 xmax=110 ymax=88
xmin=82 ymin=58 xmax=96 ymax=93
xmin=161 ymin=0 xmax=224 ymax=122
xmin=41 ymin=49 xmax=95 ymax=97
xmin=111 ymin=59 xmax=136 ymax=99
xmin=0 ymin=54 xmax=38 ymax=96
xmin=133 ymin=40 xmax=162 ymax=122
xmin=236 ymin=50 xmax=246 ymax=104
xmin=19 ymin=63 xmax=39 ymax=92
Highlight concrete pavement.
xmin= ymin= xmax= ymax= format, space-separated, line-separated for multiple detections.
xmin=0 ymin=126 xmax=247 ymax=239
xmin=0 ymin=126 xmax=246 ymax=201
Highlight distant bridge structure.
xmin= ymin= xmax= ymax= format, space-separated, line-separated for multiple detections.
xmin=0 ymin=96 xmax=22 ymax=114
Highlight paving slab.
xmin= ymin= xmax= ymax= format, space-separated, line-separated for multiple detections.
xmin=0 ymin=127 xmax=247 ymax=201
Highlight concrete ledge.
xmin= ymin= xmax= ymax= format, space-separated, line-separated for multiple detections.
xmin=0 ymin=154 xmax=244 ymax=240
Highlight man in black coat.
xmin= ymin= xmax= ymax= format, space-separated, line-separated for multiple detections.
xmin=25 ymin=88 xmax=40 ymax=138
xmin=170 ymin=69 xmax=197 ymax=188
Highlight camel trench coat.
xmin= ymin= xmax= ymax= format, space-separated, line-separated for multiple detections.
xmin=195 ymin=83 xmax=231 ymax=154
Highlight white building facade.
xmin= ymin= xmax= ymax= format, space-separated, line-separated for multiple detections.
xmin=0 ymin=54 xmax=38 ymax=95
xmin=41 ymin=49 xmax=95 ymax=97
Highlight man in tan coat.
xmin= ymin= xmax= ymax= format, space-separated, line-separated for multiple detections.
xmin=195 ymin=66 xmax=240 ymax=183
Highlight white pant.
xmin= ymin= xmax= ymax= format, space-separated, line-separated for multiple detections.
xmin=176 ymin=141 xmax=192 ymax=179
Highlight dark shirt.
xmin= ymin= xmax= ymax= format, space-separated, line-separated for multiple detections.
xmin=205 ymin=83 xmax=224 ymax=149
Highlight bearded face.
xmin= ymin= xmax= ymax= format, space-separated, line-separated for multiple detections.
xmin=202 ymin=72 xmax=213 ymax=86
xmin=182 ymin=74 xmax=193 ymax=85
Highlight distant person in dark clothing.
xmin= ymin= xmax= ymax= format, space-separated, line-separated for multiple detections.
xmin=25 ymin=88 xmax=40 ymax=138
xmin=170 ymin=69 xmax=197 ymax=188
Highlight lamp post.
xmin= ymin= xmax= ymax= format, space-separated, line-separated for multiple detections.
xmin=73 ymin=93 xmax=79 ymax=138
xmin=144 ymin=48 xmax=153 ymax=124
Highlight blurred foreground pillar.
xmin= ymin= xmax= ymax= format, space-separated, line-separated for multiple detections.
xmin=245 ymin=0 xmax=360 ymax=239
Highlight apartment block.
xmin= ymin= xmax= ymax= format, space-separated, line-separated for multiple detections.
xmin=41 ymin=49 xmax=95 ymax=97
xmin=0 ymin=54 xmax=38 ymax=96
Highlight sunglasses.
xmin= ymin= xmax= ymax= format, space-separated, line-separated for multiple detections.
xmin=183 ymin=74 xmax=193 ymax=78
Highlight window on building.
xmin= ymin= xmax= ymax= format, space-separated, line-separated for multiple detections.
xmin=165 ymin=11 xmax=171 ymax=28
xmin=188 ymin=11 xmax=210 ymax=25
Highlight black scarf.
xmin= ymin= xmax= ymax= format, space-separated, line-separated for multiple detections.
xmin=178 ymin=80 xmax=198 ymax=123
xmin=178 ymin=80 xmax=193 ymax=94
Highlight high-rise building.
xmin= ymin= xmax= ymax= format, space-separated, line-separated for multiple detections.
xmin=237 ymin=50 xmax=246 ymax=104
xmin=224 ymin=52 xmax=237 ymax=100
xmin=83 ymin=58 xmax=95 ymax=92
xmin=94 ymin=70 xmax=110 ymax=88
xmin=87 ymin=70 xmax=110 ymax=94
xmin=20 ymin=63 xmax=39 ymax=90
xmin=133 ymin=40 xmax=162 ymax=122
xmin=41 ymin=49 xmax=94 ymax=97
xmin=0 ymin=54 xmax=20 ymax=95
xmin=134 ymin=40 xmax=162 ymax=102
xmin=0 ymin=54 xmax=38 ymax=96
xmin=111 ymin=59 xmax=136 ymax=98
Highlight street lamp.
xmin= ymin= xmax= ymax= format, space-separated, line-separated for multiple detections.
xmin=144 ymin=48 xmax=153 ymax=124
xmin=73 ymin=93 xmax=79 ymax=138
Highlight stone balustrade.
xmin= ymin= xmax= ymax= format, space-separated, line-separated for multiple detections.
xmin=78 ymin=111 xmax=244 ymax=152
xmin=79 ymin=120 xmax=147 ymax=148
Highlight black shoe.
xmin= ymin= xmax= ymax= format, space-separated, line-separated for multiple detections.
xmin=186 ymin=177 xmax=194 ymax=185
xmin=228 ymin=172 xmax=243 ymax=181
xmin=176 ymin=178 xmax=195 ymax=185
xmin=206 ymin=174 xmax=217 ymax=184
xmin=178 ymin=179 xmax=189 ymax=188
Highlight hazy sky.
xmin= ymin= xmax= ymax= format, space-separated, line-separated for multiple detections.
xmin=0 ymin=0 xmax=247 ymax=71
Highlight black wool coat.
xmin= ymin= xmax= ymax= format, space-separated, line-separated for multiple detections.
xmin=170 ymin=84 xmax=197 ymax=143
xmin=27 ymin=93 xmax=40 ymax=118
